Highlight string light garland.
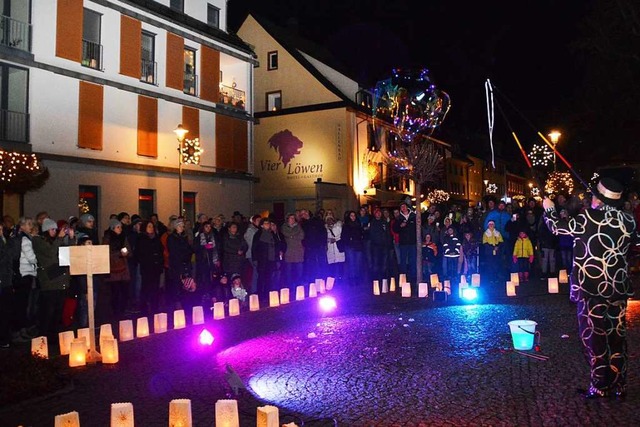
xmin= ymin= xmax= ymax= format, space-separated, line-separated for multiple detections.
xmin=427 ymin=189 xmax=450 ymax=204
xmin=180 ymin=138 xmax=203 ymax=165
xmin=545 ymin=171 xmax=574 ymax=195
xmin=78 ymin=198 xmax=90 ymax=214
xmin=528 ymin=144 xmax=553 ymax=167
xmin=0 ymin=150 xmax=49 ymax=192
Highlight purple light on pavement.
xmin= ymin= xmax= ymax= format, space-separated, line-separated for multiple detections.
xmin=199 ymin=329 xmax=215 ymax=346
xmin=319 ymin=296 xmax=337 ymax=312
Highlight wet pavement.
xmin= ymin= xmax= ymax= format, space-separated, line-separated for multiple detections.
xmin=2 ymin=277 xmax=640 ymax=426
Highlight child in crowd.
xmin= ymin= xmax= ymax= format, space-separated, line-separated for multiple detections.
xmin=422 ymin=233 xmax=438 ymax=278
xmin=482 ymin=220 xmax=504 ymax=282
xmin=220 ymin=273 xmax=247 ymax=307
xmin=441 ymin=227 xmax=461 ymax=281
xmin=512 ymin=230 xmax=534 ymax=283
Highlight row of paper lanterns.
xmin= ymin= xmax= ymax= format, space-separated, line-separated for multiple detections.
xmin=32 ymin=277 xmax=336 ymax=365
xmin=54 ymin=400 xmax=298 ymax=427
xmin=372 ymin=273 xmax=480 ymax=298
xmin=506 ymin=269 xmax=569 ymax=296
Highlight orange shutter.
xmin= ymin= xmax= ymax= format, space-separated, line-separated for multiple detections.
xmin=200 ymin=46 xmax=220 ymax=103
xmin=137 ymin=96 xmax=158 ymax=157
xmin=166 ymin=33 xmax=184 ymax=90
xmin=120 ymin=16 xmax=142 ymax=78
xmin=232 ymin=119 xmax=248 ymax=172
xmin=182 ymin=106 xmax=200 ymax=140
xmin=215 ymin=115 xmax=248 ymax=172
xmin=78 ymin=81 xmax=104 ymax=150
xmin=56 ymin=0 xmax=83 ymax=62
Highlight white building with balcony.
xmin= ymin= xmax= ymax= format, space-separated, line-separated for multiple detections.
xmin=0 ymin=0 xmax=256 ymax=227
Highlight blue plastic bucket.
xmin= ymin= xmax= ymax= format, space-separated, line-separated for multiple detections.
xmin=508 ymin=320 xmax=537 ymax=350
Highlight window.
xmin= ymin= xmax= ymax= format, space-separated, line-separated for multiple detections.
xmin=207 ymin=4 xmax=220 ymax=28
xmin=183 ymin=47 xmax=197 ymax=95
xmin=183 ymin=192 xmax=196 ymax=224
xmin=82 ymin=9 xmax=102 ymax=70
xmin=266 ymin=91 xmax=281 ymax=111
xmin=0 ymin=63 xmax=29 ymax=142
xmin=0 ymin=0 xmax=31 ymax=52
xmin=170 ymin=0 xmax=184 ymax=12
xmin=141 ymin=31 xmax=156 ymax=84
xmin=79 ymin=185 xmax=99 ymax=226
xmin=267 ymin=51 xmax=278 ymax=70
xmin=138 ymin=189 xmax=155 ymax=220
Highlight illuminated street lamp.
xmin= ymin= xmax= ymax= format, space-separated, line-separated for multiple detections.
xmin=173 ymin=124 xmax=189 ymax=215
xmin=548 ymin=130 xmax=561 ymax=171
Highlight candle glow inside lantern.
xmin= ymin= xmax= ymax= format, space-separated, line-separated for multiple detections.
xmin=215 ymin=399 xmax=239 ymax=427
xmin=401 ymin=283 xmax=411 ymax=298
xmin=326 ymin=276 xmax=335 ymax=290
xmin=54 ymin=411 xmax=80 ymax=427
xmin=430 ymin=274 xmax=440 ymax=288
xmin=213 ymin=301 xmax=225 ymax=319
xmin=119 ymin=320 xmax=134 ymax=342
xmin=77 ymin=327 xmax=90 ymax=345
xmin=192 ymin=306 xmax=205 ymax=325
xmin=295 ymin=285 xmax=305 ymax=301
xmin=559 ymin=269 xmax=569 ymax=284
xmin=373 ymin=280 xmax=380 ymax=295
xmin=269 ymin=290 xmax=280 ymax=307
xmin=136 ymin=317 xmax=150 ymax=338
xmin=309 ymin=283 xmax=318 ymax=298
xmin=444 ymin=280 xmax=451 ymax=295
xmin=228 ymin=298 xmax=240 ymax=316
xmin=59 ymin=331 xmax=75 ymax=355
xmin=100 ymin=323 xmax=113 ymax=343
xmin=510 ymin=272 xmax=520 ymax=286
xmin=390 ymin=277 xmax=396 ymax=292
xmin=548 ymin=277 xmax=559 ymax=294
xmin=418 ymin=283 xmax=429 ymax=298
xmin=319 ymin=279 xmax=326 ymax=293
xmin=399 ymin=273 xmax=407 ymax=285
xmin=101 ymin=337 xmax=119 ymax=364
xmin=315 ymin=278 xmax=325 ymax=294
xmin=154 ymin=313 xmax=168 ymax=333
xmin=460 ymin=275 xmax=467 ymax=285
xmin=69 ymin=338 xmax=87 ymax=367
xmin=506 ymin=281 xmax=516 ymax=297
xmin=168 ymin=399 xmax=192 ymax=427
xmin=173 ymin=309 xmax=186 ymax=329
xmin=249 ymin=294 xmax=260 ymax=311
xmin=471 ymin=274 xmax=481 ymax=287
xmin=31 ymin=336 xmax=48 ymax=359
xmin=458 ymin=281 xmax=469 ymax=298
xmin=280 ymin=288 xmax=290 ymax=304
xmin=257 ymin=404 xmax=279 ymax=427
xmin=110 ymin=402 xmax=134 ymax=427
xmin=381 ymin=278 xmax=389 ymax=293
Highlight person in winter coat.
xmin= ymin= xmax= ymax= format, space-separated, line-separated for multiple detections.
xmin=135 ymin=221 xmax=164 ymax=316
xmin=512 ymin=230 xmax=534 ymax=283
xmin=441 ymin=227 xmax=462 ymax=281
xmin=422 ymin=233 xmax=438 ymax=278
xmin=281 ymin=213 xmax=304 ymax=288
xmin=252 ymin=218 xmax=276 ymax=298
xmin=537 ymin=214 xmax=558 ymax=278
xmin=543 ymin=178 xmax=636 ymax=399
xmin=325 ymin=211 xmax=345 ymax=279
xmin=194 ymin=221 xmax=220 ymax=301
xmin=222 ymin=222 xmax=248 ymax=279
xmin=393 ymin=202 xmax=418 ymax=286
xmin=369 ymin=208 xmax=392 ymax=282
xmin=301 ymin=210 xmax=328 ymax=282
xmin=0 ymin=223 xmax=18 ymax=347
xmin=270 ymin=221 xmax=286 ymax=289
xmin=102 ymin=219 xmax=131 ymax=318
xmin=557 ymin=208 xmax=574 ymax=270
xmin=167 ymin=219 xmax=194 ymax=310
xmin=342 ymin=211 xmax=365 ymax=286
xmin=14 ymin=217 xmax=39 ymax=341
xmin=460 ymin=231 xmax=479 ymax=277
xmin=482 ymin=220 xmax=504 ymax=282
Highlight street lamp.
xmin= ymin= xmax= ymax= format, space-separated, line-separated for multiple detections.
xmin=548 ymin=130 xmax=561 ymax=171
xmin=173 ymin=124 xmax=189 ymax=215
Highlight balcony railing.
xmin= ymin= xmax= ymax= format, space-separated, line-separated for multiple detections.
xmin=0 ymin=109 xmax=29 ymax=143
xmin=184 ymin=72 xmax=198 ymax=96
xmin=141 ymin=59 xmax=157 ymax=84
xmin=82 ymin=39 xmax=102 ymax=70
xmin=219 ymin=84 xmax=246 ymax=110
xmin=0 ymin=15 xmax=31 ymax=52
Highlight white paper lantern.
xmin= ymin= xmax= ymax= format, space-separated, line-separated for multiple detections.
xmin=192 ymin=306 xmax=205 ymax=325
xmin=444 ymin=280 xmax=451 ymax=295
xmin=101 ymin=338 xmax=119 ymax=364
xmin=77 ymin=327 xmax=90 ymax=345
xmin=280 ymin=288 xmax=290 ymax=304
xmin=59 ymin=331 xmax=75 ymax=355
xmin=430 ymin=274 xmax=440 ymax=287
xmin=257 ymin=405 xmax=279 ymax=427
xmin=506 ymin=281 xmax=516 ymax=297
xmin=401 ymin=283 xmax=411 ymax=298
xmin=373 ymin=280 xmax=380 ymax=295
xmin=69 ymin=339 xmax=87 ymax=367
xmin=249 ymin=294 xmax=260 ymax=311
xmin=213 ymin=301 xmax=225 ymax=319
xmin=168 ymin=399 xmax=192 ymax=427
xmin=295 ymin=285 xmax=305 ymax=301
xmin=54 ymin=411 xmax=80 ymax=427
xmin=326 ymin=276 xmax=335 ymax=290
xmin=471 ymin=274 xmax=481 ymax=287
xmin=510 ymin=272 xmax=520 ymax=286
xmin=173 ymin=309 xmax=186 ymax=329
xmin=215 ymin=399 xmax=239 ymax=427
xmin=99 ymin=323 xmax=113 ymax=342
xmin=31 ymin=336 xmax=48 ymax=359
xmin=418 ymin=283 xmax=429 ymax=298
xmin=269 ymin=291 xmax=280 ymax=307
xmin=309 ymin=283 xmax=317 ymax=298
xmin=399 ymin=273 xmax=407 ymax=285
xmin=381 ymin=279 xmax=389 ymax=293
xmin=559 ymin=269 xmax=569 ymax=284
xmin=228 ymin=298 xmax=240 ymax=316
xmin=110 ymin=402 xmax=134 ymax=427
xmin=548 ymin=277 xmax=559 ymax=294
xmin=390 ymin=277 xmax=396 ymax=292
xmin=118 ymin=320 xmax=134 ymax=342
xmin=154 ymin=313 xmax=167 ymax=333
xmin=136 ymin=317 xmax=150 ymax=338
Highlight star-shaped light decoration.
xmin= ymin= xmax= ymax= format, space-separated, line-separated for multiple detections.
xmin=487 ymin=183 xmax=498 ymax=194
xmin=528 ymin=144 xmax=553 ymax=167
xmin=531 ymin=187 xmax=540 ymax=196
xmin=181 ymin=138 xmax=203 ymax=165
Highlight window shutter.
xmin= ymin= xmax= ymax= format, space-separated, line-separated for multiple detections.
xmin=137 ymin=96 xmax=158 ymax=157
xmin=182 ymin=106 xmax=200 ymax=140
xmin=166 ymin=33 xmax=184 ymax=90
xmin=120 ymin=16 xmax=142 ymax=78
xmin=56 ymin=0 xmax=83 ymax=62
xmin=200 ymin=46 xmax=220 ymax=103
xmin=78 ymin=81 xmax=103 ymax=150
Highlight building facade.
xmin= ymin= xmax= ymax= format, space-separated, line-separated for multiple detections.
xmin=0 ymin=0 xmax=256 ymax=227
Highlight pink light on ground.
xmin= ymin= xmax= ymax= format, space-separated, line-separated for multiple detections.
xmin=199 ymin=329 xmax=215 ymax=346
xmin=319 ymin=296 xmax=337 ymax=312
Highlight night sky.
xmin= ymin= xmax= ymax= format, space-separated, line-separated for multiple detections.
xmin=227 ymin=1 xmax=638 ymax=176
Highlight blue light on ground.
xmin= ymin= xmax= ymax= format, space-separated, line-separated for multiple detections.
xmin=461 ymin=287 xmax=478 ymax=302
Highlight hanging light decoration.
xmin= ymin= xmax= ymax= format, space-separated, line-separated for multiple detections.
xmin=427 ymin=189 xmax=450 ymax=204
xmin=545 ymin=171 xmax=574 ymax=195
xmin=487 ymin=183 xmax=498 ymax=194
xmin=0 ymin=150 xmax=49 ymax=192
xmin=78 ymin=198 xmax=90 ymax=214
xmin=531 ymin=187 xmax=540 ymax=197
xmin=528 ymin=144 xmax=553 ymax=167
xmin=180 ymin=138 xmax=203 ymax=165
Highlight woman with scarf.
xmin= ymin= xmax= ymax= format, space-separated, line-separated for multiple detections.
xmin=102 ymin=219 xmax=131 ymax=318
xmin=252 ymin=218 xmax=276 ymax=299
xmin=135 ymin=221 xmax=164 ymax=315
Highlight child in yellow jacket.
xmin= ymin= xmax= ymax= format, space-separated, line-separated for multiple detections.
xmin=512 ymin=230 xmax=534 ymax=282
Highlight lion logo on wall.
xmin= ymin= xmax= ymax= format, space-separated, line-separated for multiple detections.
xmin=268 ymin=130 xmax=303 ymax=167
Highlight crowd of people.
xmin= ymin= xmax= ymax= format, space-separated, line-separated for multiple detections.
xmin=1 ymin=189 xmax=639 ymax=350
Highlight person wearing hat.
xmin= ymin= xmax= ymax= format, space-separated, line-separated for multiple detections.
xmin=102 ymin=219 xmax=131 ymax=318
xmin=482 ymin=219 xmax=503 ymax=282
xmin=393 ymin=201 xmax=418 ymax=286
xmin=77 ymin=213 xmax=99 ymax=245
xmin=543 ymin=177 xmax=636 ymax=399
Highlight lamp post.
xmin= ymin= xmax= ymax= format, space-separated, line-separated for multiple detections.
xmin=173 ymin=124 xmax=189 ymax=216
xmin=548 ymin=130 xmax=561 ymax=171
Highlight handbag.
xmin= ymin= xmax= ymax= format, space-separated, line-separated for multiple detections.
xmin=330 ymin=228 xmax=345 ymax=253
xmin=181 ymin=275 xmax=197 ymax=292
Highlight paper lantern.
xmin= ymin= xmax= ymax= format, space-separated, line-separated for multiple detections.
xmin=173 ymin=309 xmax=186 ymax=329
xmin=110 ymin=402 xmax=134 ymax=427
xmin=444 ymin=280 xmax=451 ymax=295
xmin=77 ymin=327 xmax=90 ymax=345
xmin=280 ymin=288 xmax=290 ymax=304
xmin=510 ymin=273 xmax=520 ymax=286
xmin=100 ymin=333 xmax=113 ymax=355
xmin=215 ymin=399 xmax=239 ymax=427
xmin=213 ymin=301 xmax=225 ymax=319
xmin=31 ymin=336 xmax=48 ymax=359
xmin=100 ymin=323 xmax=113 ymax=343
xmin=548 ymin=277 xmax=559 ymax=294
xmin=69 ymin=339 xmax=87 ymax=367
xmin=118 ymin=320 xmax=134 ymax=342
xmin=309 ymin=283 xmax=318 ymax=298
xmin=460 ymin=275 xmax=467 ymax=285
xmin=326 ymin=276 xmax=335 ymax=290
xmin=471 ymin=274 xmax=481 ymax=287
xmin=282 ymin=424 xmax=299 ymax=427
xmin=295 ymin=285 xmax=305 ymax=301
xmin=401 ymin=283 xmax=411 ymax=298
xmin=390 ymin=277 xmax=396 ymax=292
xmin=168 ymin=399 xmax=192 ymax=427
xmin=54 ymin=411 xmax=80 ymax=427
xmin=373 ymin=280 xmax=380 ymax=295
xmin=430 ymin=274 xmax=440 ymax=287
xmin=506 ymin=281 xmax=516 ymax=297
xmin=269 ymin=291 xmax=280 ymax=307
xmin=102 ymin=337 xmax=119 ymax=364
xmin=458 ymin=281 xmax=469 ymax=298
xmin=257 ymin=405 xmax=279 ymax=427
xmin=228 ymin=298 xmax=240 ymax=316
xmin=136 ymin=317 xmax=150 ymax=338
xmin=192 ymin=306 xmax=205 ymax=325
xmin=381 ymin=279 xmax=389 ymax=293
xmin=154 ymin=313 xmax=167 ymax=333
xmin=318 ymin=279 xmax=326 ymax=294
xmin=249 ymin=294 xmax=260 ymax=311
xmin=418 ymin=283 xmax=429 ymax=298
xmin=399 ymin=273 xmax=407 ymax=285
xmin=559 ymin=269 xmax=569 ymax=284
xmin=59 ymin=331 xmax=75 ymax=355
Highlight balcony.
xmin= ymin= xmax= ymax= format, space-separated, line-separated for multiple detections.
xmin=219 ymin=84 xmax=246 ymax=110
xmin=0 ymin=109 xmax=29 ymax=143
xmin=141 ymin=59 xmax=157 ymax=85
xmin=82 ymin=39 xmax=102 ymax=70
xmin=0 ymin=15 xmax=31 ymax=52
xmin=184 ymin=72 xmax=198 ymax=96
